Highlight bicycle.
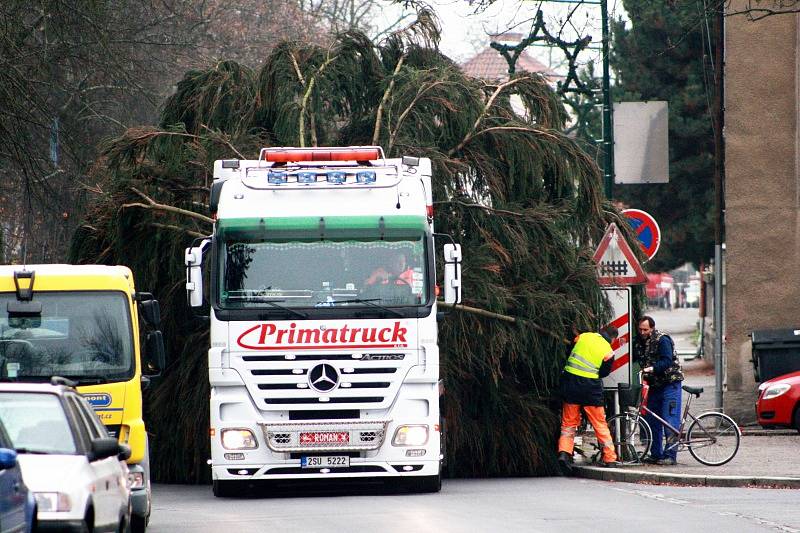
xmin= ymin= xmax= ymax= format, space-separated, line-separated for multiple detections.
xmin=607 ymin=371 xmax=741 ymax=466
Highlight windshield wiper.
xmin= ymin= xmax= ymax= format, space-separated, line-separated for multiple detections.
xmin=331 ymin=298 xmax=404 ymax=318
xmin=73 ymin=377 xmax=107 ymax=385
xmin=246 ymin=298 xmax=308 ymax=319
xmin=15 ymin=448 xmax=49 ymax=455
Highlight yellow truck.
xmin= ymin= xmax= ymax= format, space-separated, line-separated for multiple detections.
xmin=0 ymin=264 xmax=164 ymax=532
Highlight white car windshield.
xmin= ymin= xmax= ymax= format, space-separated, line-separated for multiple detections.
xmin=0 ymin=392 xmax=77 ymax=454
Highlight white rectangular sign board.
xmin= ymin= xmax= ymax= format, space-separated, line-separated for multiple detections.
xmin=613 ymin=101 xmax=669 ymax=184
xmin=602 ymin=287 xmax=633 ymax=389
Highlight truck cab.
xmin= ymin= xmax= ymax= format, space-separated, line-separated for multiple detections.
xmin=0 ymin=264 xmax=165 ymax=531
xmin=186 ymin=146 xmax=462 ymax=495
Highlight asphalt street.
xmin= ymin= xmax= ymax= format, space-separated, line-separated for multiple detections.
xmin=148 ymin=479 xmax=800 ymax=533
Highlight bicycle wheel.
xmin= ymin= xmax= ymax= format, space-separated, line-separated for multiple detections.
xmin=607 ymin=412 xmax=652 ymax=464
xmin=687 ymin=412 xmax=740 ymax=466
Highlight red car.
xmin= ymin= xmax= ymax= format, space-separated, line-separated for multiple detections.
xmin=756 ymin=370 xmax=800 ymax=432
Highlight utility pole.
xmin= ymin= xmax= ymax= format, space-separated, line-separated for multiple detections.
xmin=712 ymin=2 xmax=725 ymax=411
xmin=600 ymin=0 xmax=614 ymax=198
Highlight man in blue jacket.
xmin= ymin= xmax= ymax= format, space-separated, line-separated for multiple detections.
xmin=634 ymin=315 xmax=685 ymax=465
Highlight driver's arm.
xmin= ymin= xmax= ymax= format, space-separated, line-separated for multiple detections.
xmin=365 ymin=267 xmax=389 ymax=286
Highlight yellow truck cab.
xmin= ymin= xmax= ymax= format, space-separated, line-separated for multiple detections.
xmin=0 ymin=264 xmax=164 ymax=533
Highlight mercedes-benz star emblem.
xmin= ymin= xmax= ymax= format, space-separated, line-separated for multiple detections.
xmin=308 ymin=363 xmax=340 ymax=393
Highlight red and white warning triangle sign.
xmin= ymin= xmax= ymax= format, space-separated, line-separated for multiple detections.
xmin=593 ymin=222 xmax=647 ymax=285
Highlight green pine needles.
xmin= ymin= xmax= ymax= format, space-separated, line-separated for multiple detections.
xmin=69 ymin=11 xmax=631 ymax=482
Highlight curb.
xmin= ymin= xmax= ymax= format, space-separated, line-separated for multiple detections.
xmin=739 ymin=428 xmax=797 ymax=436
xmin=572 ymin=465 xmax=800 ymax=489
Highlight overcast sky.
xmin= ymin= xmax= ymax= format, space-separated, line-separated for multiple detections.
xmin=375 ymin=0 xmax=627 ymax=69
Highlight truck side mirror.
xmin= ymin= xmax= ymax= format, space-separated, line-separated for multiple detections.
xmin=144 ymin=331 xmax=166 ymax=374
xmin=185 ymin=239 xmax=210 ymax=308
xmin=140 ymin=300 xmax=161 ymax=328
xmin=443 ymin=243 xmax=462 ymax=305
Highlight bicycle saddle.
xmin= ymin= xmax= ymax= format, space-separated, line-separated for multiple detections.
xmin=682 ymin=385 xmax=704 ymax=396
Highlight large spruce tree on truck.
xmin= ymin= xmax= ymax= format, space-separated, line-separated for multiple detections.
xmin=69 ymin=11 xmax=633 ymax=482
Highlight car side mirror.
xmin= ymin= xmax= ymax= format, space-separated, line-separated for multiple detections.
xmin=144 ymin=331 xmax=166 ymax=375
xmin=118 ymin=443 xmax=132 ymax=461
xmin=90 ymin=437 xmax=123 ymax=462
xmin=0 ymin=448 xmax=18 ymax=469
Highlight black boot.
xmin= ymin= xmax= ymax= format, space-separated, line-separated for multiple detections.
xmin=557 ymin=451 xmax=573 ymax=476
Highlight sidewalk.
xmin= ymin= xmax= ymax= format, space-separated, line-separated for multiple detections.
xmin=573 ymin=336 xmax=800 ymax=488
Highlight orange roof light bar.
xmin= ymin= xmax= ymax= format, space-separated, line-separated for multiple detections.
xmin=262 ymin=147 xmax=382 ymax=163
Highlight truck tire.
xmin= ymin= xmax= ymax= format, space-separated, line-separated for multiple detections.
xmin=79 ymin=507 xmax=94 ymax=533
xmin=212 ymin=480 xmax=242 ymax=498
xmin=131 ymin=513 xmax=147 ymax=533
xmin=411 ymin=474 xmax=441 ymax=493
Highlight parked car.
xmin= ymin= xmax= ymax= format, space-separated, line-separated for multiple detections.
xmin=0 ymin=379 xmax=131 ymax=532
xmin=756 ymin=370 xmax=800 ymax=432
xmin=0 ymin=418 xmax=36 ymax=533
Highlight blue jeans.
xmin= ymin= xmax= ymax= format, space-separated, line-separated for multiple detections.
xmin=644 ymin=381 xmax=682 ymax=460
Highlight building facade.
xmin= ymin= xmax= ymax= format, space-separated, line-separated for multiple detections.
xmin=724 ymin=5 xmax=800 ymax=422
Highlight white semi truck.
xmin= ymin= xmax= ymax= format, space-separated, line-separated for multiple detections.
xmin=185 ymin=146 xmax=462 ymax=496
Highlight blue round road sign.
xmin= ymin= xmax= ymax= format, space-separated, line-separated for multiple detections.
xmin=622 ymin=209 xmax=661 ymax=261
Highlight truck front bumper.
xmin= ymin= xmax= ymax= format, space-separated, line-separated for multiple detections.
xmin=212 ymin=457 xmax=440 ymax=481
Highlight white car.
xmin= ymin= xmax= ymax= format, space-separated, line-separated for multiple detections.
xmin=0 ymin=379 xmax=131 ymax=532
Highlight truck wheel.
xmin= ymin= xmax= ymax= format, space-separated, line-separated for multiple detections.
xmin=119 ymin=513 xmax=131 ymax=533
xmin=79 ymin=508 xmax=94 ymax=533
xmin=212 ymin=480 xmax=241 ymax=498
xmin=411 ymin=474 xmax=441 ymax=493
xmin=131 ymin=513 xmax=147 ymax=533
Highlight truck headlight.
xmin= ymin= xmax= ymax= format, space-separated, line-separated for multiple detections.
xmin=392 ymin=425 xmax=429 ymax=446
xmin=763 ymin=383 xmax=791 ymax=400
xmin=34 ymin=492 xmax=71 ymax=512
xmin=221 ymin=429 xmax=258 ymax=450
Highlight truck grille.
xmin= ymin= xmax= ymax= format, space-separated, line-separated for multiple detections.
xmin=260 ymin=419 xmax=390 ymax=452
xmin=233 ymin=351 xmax=409 ymax=411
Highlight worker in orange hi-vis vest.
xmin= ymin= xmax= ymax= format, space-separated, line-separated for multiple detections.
xmin=557 ymin=325 xmax=620 ymax=473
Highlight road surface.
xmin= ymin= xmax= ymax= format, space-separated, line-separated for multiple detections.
xmin=148 ymin=479 xmax=800 ymax=533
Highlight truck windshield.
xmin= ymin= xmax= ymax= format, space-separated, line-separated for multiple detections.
xmin=219 ymin=236 xmax=429 ymax=309
xmin=0 ymin=291 xmax=134 ymax=383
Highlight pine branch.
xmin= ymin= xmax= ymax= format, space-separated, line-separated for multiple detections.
xmin=438 ymin=301 xmax=570 ymax=344
xmin=200 ymin=125 xmax=245 ymax=159
xmin=373 ymin=54 xmax=405 ymax=146
xmin=298 ymin=49 xmax=336 ymax=148
xmin=433 ymin=199 xmax=528 ymax=218
xmin=388 ymin=79 xmax=447 ymax=152
xmin=148 ymin=222 xmax=206 ymax=238
xmin=448 ymin=126 xmax=560 ymax=156
xmin=122 ymin=187 xmax=213 ymax=225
